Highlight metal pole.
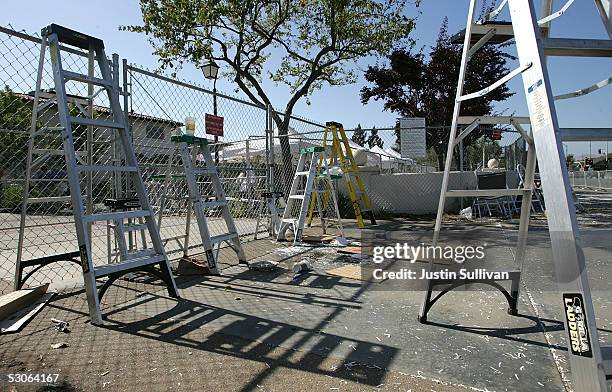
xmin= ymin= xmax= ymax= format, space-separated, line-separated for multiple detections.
xmin=213 ymin=79 xmax=219 ymax=164
xmin=459 ymin=140 xmax=464 ymax=171
xmin=267 ymin=104 xmax=275 ymax=192
xmin=265 ymin=106 xmax=271 ymax=192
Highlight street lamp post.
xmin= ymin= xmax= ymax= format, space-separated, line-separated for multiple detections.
xmin=201 ymin=60 xmax=220 ymax=164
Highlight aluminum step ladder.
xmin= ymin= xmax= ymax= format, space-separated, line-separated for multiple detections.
xmin=420 ymin=1 xmax=612 ymax=390
xmin=14 ymin=24 xmax=179 ymax=325
xmin=311 ymin=121 xmax=375 ymax=228
xmin=158 ymin=134 xmax=246 ymax=275
xmin=277 ymin=147 xmax=343 ymax=245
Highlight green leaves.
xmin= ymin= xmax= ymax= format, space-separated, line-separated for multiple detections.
xmin=124 ymin=0 xmax=417 ymax=113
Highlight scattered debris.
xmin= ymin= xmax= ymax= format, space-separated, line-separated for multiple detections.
xmin=292 ymin=260 xmax=313 ymax=277
xmin=248 ymin=260 xmax=280 ymax=272
xmin=51 ymin=318 xmax=70 ymax=333
xmin=100 ymin=370 xmax=110 ymax=376
xmin=460 ymin=206 xmax=473 ymax=220
xmin=331 ymin=237 xmax=349 ymax=247
xmin=337 ymin=246 xmax=361 ymax=255
xmin=51 ymin=342 xmax=68 ymax=349
xmin=302 ymin=234 xmax=336 ymax=243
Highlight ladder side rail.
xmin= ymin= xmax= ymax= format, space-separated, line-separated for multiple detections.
xmin=95 ymin=45 xmax=179 ymax=298
xmin=509 ymin=0 xmax=607 ymax=389
xmin=432 ymin=0 xmax=477 ymax=246
xmin=294 ymin=152 xmax=318 ymax=244
xmin=594 ymin=0 xmax=612 ymax=38
xmin=322 ymin=157 xmax=344 ymax=237
xmin=278 ymin=152 xmax=306 ymax=240
xmin=332 ymin=126 xmax=365 ymax=226
xmin=420 ymin=0 xmax=477 ymax=322
xmin=14 ymin=37 xmax=49 ymax=290
xmin=50 ymin=35 xmax=102 ymax=323
xmin=201 ymin=144 xmax=247 ymax=263
xmin=181 ymin=143 xmax=218 ymax=273
xmin=307 ymin=125 xmax=330 ymax=225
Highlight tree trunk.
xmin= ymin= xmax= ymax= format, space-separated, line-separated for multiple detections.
xmin=270 ymin=112 xmax=294 ymax=196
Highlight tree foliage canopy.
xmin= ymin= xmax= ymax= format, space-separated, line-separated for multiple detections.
xmin=125 ymin=0 xmax=417 ymax=113
xmin=360 ymin=17 xmax=514 ymax=168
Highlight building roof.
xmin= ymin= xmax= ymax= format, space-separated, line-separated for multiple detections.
xmin=17 ymin=90 xmax=183 ymax=127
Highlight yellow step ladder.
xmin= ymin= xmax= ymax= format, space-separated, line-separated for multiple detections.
xmin=307 ymin=121 xmax=376 ymax=229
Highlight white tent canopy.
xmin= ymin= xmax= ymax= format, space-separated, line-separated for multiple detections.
xmin=219 ymin=126 xmax=319 ymax=161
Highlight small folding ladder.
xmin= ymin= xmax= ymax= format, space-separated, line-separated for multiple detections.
xmin=14 ymin=24 xmax=179 ymax=325
xmin=277 ymin=147 xmax=343 ymax=245
xmin=158 ymin=134 xmax=246 ymax=275
xmin=310 ymin=121 xmax=376 ymax=228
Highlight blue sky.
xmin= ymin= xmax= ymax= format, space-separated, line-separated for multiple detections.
xmin=3 ymin=0 xmax=611 ymax=157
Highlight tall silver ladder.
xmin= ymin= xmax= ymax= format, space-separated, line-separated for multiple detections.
xmin=277 ymin=147 xmax=343 ymax=245
xmin=158 ymin=134 xmax=246 ymax=275
xmin=419 ymin=1 xmax=612 ymax=390
xmin=14 ymin=24 xmax=179 ymax=325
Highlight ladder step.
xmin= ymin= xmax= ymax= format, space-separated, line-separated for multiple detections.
xmin=32 ymin=126 xmax=64 ymax=137
xmin=121 ymin=223 xmax=148 ymax=233
xmin=63 ymin=71 xmax=112 ymax=87
xmin=282 ymin=219 xmax=297 ymax=224
xmin=77 ymin=165 xmax=139 ymax=172
xmin=69 ymin=116 xmax=125 ymax=129
xmin=94 ymin=254 xmax=165 ymax=278
xmin=83 ymin=210 xmax=153 ymax=223
xmin=543 ymin=38 xmax=612 ymax=57
xmin=26 ymin=196 xmax=71 ymax=204
xmin=451 ymin=22 xmax=514 ymax=45
xmin=602 ymin=346 xmax=612 ymax=377
xmin=445 ymin=189 xmax=530 ymax=197
xmin=289 ymin=195 xmax=306 ymax=200
xmin=295 ymin=171 xmax=310 ymax=176
xmin=32 ymin=148 xmax=87 ymax=157
xmin=201 ymin=200 xmax=227 ymax=209
xmin=210 ymin=233 xmax=239 ymax=244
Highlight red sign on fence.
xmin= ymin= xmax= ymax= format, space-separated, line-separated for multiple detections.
xmin=492 ymin=130 xmax=502 ymax=141
xmin=205 ymin=113 xmax=224 ymax=137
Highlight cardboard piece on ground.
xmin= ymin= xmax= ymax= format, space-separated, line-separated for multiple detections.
xmin=0 ymin=292 xmax=55 ymax=334
xmin=326 ymin=265 xmax=372 ymax=282
xmin=302 ymin=234 xmax=336 ymax=243
xmin=176 ymin=257 xmax=213 ymax=275
xmin=337 ymin=246 xmax=361 ymax=255
xmin=0 ymin=283 xmax=49 ymax=320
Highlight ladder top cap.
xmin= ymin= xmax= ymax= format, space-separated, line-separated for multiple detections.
xmin=325 ymin=121 xmax=343 ymax=127
xmin=42 ymin=24 xmax=105 ymax=50
xmin=301 ymin=146 xmax=325 ymax=154
xmin=451 ymin=21 xmax=514 ymax=45
xmin=171 ymin=134 xmax=210 ymax=145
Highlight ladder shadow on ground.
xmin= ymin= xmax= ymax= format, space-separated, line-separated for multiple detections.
xmin=100 ymin=295 xmax=395 ymax=390
xmin=424 ymin=314 xmax=567 ymax=351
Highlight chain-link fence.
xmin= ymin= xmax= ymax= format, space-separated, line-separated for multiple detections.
xmin=0 ymin=24 xmax=554 ymax=295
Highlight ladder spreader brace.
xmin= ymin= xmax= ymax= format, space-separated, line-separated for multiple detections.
xmin=419 ymin=1 xmax=612 ymax=390
xmin=14 ymin=24 xmax=179 ymax=325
